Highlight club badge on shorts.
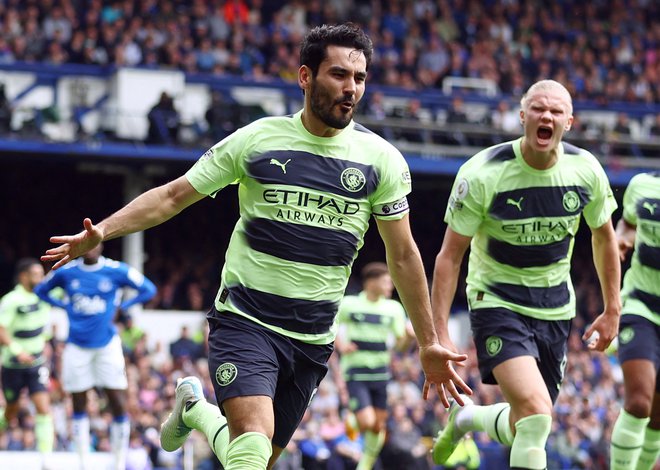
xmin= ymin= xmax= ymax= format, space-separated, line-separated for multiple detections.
xmin=215 ymin=363 xmax=238 ymax=386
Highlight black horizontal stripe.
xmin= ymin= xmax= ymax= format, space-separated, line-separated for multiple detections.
xmin=348 ymin=312 xmax=390 ymax=325
xmin=487 ymin=282 xmax=570 ymax=309
xmin=245 ymin=218 xmax=358 ymax=266
xmin=17 ymin=303 xmax=40 ymax=314
xmin=638 ymin=243 xmax=660 ymax=270
xmin=637 ymin=198 xmax=660 ymax=222
xmin=489 ymin=186 xmax=590 ymax=220
xmin=562 ymin=142 xmax=587 ymax=156
xmin=352 ymin=340 xmax=388 ymax=352
xmin=14 ymin=327 xmax=44 ymax=339
xmin=485 ymin=143 xmax=515 ymax=163
xmin=247 ymin=150 xmax=379 ymax=198
xmin=346 ymin=366 xmax=388 ymax=376
xmin=353 ymin=122 xmax=376 ymax=134
xmin=227 ymin=284 xmax=338 ymax=335
xmin=630 ymin=289 xmax=660 ymax=314
xmin=488 ymin=236 xmax=572 ymax=268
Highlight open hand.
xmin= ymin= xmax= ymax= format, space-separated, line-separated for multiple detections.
xmin=41 ymin=218 xmax=103 ymax=269
xmin=419 ymin=343 xmax=472 ymax=408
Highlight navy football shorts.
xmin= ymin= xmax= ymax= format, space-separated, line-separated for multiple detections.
xmin=617 ymin=314 xmax=660 ymax=392
xmin=1 ymin=364 xmax=49 ymax=404
xmin=207 ymin=308 xmax=333 ymax=448
xmin=347 ymin=380 xmax=388 ymax=412
xmin=470 ymin=307 xmax=571 ymax=404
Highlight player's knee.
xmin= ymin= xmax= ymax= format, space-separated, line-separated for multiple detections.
xmin=510 ymin=414 xmax=552 ymax=469
xmin=624 ymin=395 xmax=653 ymax=419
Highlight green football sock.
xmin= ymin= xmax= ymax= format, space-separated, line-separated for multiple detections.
xmin=471 ymin=402 xmax=514 ymax=446
xmin=611 ymin=409 xmax=650 ymax=470
xmin=35 ymin=413 xmax=54 ymax=454
xmin=183 ymin=400 xmax=229 ymax=465
xmin=636 ymin=426 xmax=660 ymax=470
xmin=225 ymin=431 xmax=272 ymax=470
xmin=510 ymin=414 xmax=551 ymax=470
xmin=357 ymin=429 xmax=385 ymax=470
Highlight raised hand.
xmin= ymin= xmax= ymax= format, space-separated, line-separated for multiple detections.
xmin=41 ymin=218 xmax=103 ymax=270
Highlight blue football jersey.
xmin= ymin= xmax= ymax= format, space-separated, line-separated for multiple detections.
xmin=35 ymin=256 xmax=156 ymax=348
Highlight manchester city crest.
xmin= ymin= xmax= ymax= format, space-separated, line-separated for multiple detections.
xmin=341 ymin=168 xmax=366 ymax=192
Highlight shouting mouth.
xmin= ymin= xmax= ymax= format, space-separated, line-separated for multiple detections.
xmin=537 ymin=126 xmax=553 ymax=144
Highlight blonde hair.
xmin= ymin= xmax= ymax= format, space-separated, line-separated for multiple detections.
xmin=520 ymin=80 xmax=573 ymax=114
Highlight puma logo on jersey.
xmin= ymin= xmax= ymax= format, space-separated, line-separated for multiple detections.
xmin=270 ymin=158 xmax=292 ymax=174
xmin=643 ymin=201 xmax=657 ymax=215
xmin=506 ymin=197 xmax=524 ymax=211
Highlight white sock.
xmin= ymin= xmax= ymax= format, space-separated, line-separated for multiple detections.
xmin=72 ymin=413 xmax=90 ymax=467
xmin=110 ymin=416 xmax=131 ymax=470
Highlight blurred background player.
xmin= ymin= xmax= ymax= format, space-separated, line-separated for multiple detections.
xmin=430 ymin=80 xmax=621 ymax=470
xmin=0 ymin=258 xmax=54 ymax=469
xmin=335 ymin=261 xmax=414 ymax=470
xmin=611 ymin=171 xmax=660 ymax=470
xmin=35 ymin=243 xmax=156 ymax=470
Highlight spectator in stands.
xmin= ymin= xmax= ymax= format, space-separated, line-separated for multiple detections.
xmin=204 ymin=90 xmax=241 ymax=143
xmin=648 ymin=114 xmax=660 ymax=138
xmin=390 ymin=99 xmax=426 ymax=143
xmin=146 ymin=92 xmax=180 ymax=145
xmin=119 ymin=314 xmax=146 ymax=360
xmin=169 ymin=325 xmax=202 ymax=367
xmin=491 ymin=99 xmax=520 ymax=134
xmin=0 ymin=84 xmax=12 ymax=134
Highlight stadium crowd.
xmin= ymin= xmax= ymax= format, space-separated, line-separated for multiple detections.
xmin=0 ymin=0 xmax=657 ymax=105
xmin=0 ymin=0 xmax=660 ymax=147
xmin=0 ymin=1 xmax=658 ymax=469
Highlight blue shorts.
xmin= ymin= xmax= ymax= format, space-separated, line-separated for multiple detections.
xmin=207 ymin=308 xmax=334 ymax=448
xmin=1 ymin=364 xmax=49 ymax=403
xmin=347 ymin=380 xmax=388 ymax=412
xmin=470 ymin=308 xmax=571 ymax=404
xmin=618 ymin=314 xmax=660 ymax=392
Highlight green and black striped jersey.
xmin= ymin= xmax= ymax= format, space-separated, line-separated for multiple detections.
xmin=337 ymin=291 xmax=406 ymax=382
xmin=621 ymin=172 xmax=660 ymax=325
xmin=186 ymin=110 xmax=411 ymax=344
xmin=445 ymin=138 xmax=617 ymax=320
xmin=0 ymin=285 xmax=51 ymax=368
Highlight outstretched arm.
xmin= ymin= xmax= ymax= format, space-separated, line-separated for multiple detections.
xmin=583 ymin=219 xmax=621 ymax=351
xmin=376 ymin=216 xmax=472 ymax=407
xmin=42 ymin=176 xmax=205 ymax=269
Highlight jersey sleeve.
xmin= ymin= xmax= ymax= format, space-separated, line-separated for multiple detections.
xmin=34 ymin=271 xmax=67 ymax=309
xmin=118 ymin=265 xmax=157 ymax=309
xmin=370 ymin=149 xmax=412 ymax=221
xmin=582 ymin=158 xmax=618 ymax=228
xmin=185 ymin=124 xmax=254 ymax=197
xmin=444 ymin=164 xmax=485 ymax=237
xmin=622 ymin=175 xmax=640 ymax=226
xmin=0 ymin=293 xmax=16 ymax=328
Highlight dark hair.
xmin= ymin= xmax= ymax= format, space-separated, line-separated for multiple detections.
xmin=15 ymin=258 xmax=41 ymax=278
xmin=300 ymin=23 xmax=373 ymax=77
xmin=361 ymin=262 xmax=389 ymax=282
